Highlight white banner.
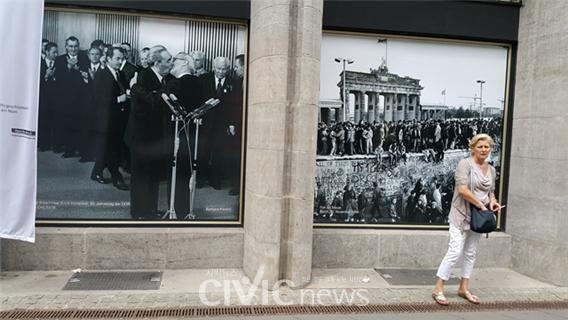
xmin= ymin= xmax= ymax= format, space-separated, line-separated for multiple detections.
xmin=0 ymin=0 xmax=44 ymax=242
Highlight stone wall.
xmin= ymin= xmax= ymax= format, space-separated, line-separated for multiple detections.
xmin=508 ymin=0 xmax=568 ymax=286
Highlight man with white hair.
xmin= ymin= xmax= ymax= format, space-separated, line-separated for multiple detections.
xmin=191 ymin=50 xmax=207 ymax=76
xmin=127 ymin=45 xmax=174 ymax=219
xmin=197 ymin=56 xmax=242 ymax=195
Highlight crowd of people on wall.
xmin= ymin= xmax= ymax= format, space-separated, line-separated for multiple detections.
xmin=314 ymin=117 xmax=502 ymax=225
xmin=38 ymin=36 xmax=245 ymax=219
xmin=314 ymin=175 xmax=455 ymax=225
xmin=316 ymin=118 xmax=502 ymax=162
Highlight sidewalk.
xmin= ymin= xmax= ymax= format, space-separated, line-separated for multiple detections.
xmin=1 ymin=268 xmax=567 ymax=312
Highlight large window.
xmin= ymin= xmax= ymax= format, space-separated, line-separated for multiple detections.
xmin=37 ymin=7 xmax=247 ymax=224
xmin=315 ymin=31 xmax=510 ymax=227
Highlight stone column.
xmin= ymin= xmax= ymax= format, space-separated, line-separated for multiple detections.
xmin=354 ymin=91 xmax=361 ymax=123
xmin=384 ymin=93 xmax=393 ymax=122
xmin=338 ymin=88 xmax=345 ymax=123
xmin=416 ymin=95 xmax=421 ymax=120
xmin=343 ymin=91 xmax=350 ymax=123
xmin=393 ymin=94 xmax=401 ymax=122
xmin=375 ymin=93 xmax=382 ymax=122
xmin=361 ymin=92 xmax=368 ymax=122
xmin=404 ymin=94 xmax=409 ymax=120
xmin=367 ymin=92 xmax=376 ymax=123
xmin=245 ymin=0 xmax=322 ymax=288
xmin=407 ymin=95 xmax=413 ymax=121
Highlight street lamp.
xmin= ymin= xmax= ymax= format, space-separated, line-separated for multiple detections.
xmin=335 ymin=57 xmax=354 ymax=122
xmin=476 ymin=80 xmax=485 ymax=119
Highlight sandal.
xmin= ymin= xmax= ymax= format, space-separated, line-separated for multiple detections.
xmin=458 ymin=290 xmax=480 ymax=304
xmin=432 ymin=291 xmax=449 ymax=306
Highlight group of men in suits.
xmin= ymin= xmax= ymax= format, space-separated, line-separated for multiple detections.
xmin=38 ymin=35 xmax=245 ymax=220
xmin=39 ymin=36 xmax=139 ymax=191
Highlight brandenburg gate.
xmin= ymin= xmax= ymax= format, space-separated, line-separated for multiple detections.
xmin=332 ymin=66 xmax=424 ymax=123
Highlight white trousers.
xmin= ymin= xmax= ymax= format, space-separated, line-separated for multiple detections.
xmin=436 ymin=224 xmax=481 ymax=281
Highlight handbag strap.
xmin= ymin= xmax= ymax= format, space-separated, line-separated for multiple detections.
xmin=467 ymin=157 xmax=493 ymax=237
xmin=464 ymin=158 xmax=474 ymax=209
xmin=467 ymin=158 xmax=474 ymax=193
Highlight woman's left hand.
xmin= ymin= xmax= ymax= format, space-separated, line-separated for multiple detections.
xmin=490 ymin=200 xmax=501 ymax=213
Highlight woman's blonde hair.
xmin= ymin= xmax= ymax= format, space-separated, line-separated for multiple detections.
xmin=469 ymin=133 xmax=494 ymax=154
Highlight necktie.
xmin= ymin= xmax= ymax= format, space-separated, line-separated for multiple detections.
xmin=116 ymin=70 xmax=126 ymax=93
xmin=216 ymin=79 xmax=223 ymax=97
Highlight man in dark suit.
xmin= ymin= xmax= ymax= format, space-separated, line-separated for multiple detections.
xmin=38 ymin=42 xmax=58 ymax=151
xmin=90 ymin=47 xmax=129 ymax=191
xmin=120 ymin=52 xmax=139 ymax=82
xmin=128 ymin=46 xmax=174 ymax=219
xmin=121 ymin=42 xmax=135 ymax=65
xmin=166 ymin=52 xmax=201 ymax=218
xmin=226 ymin=54 xmax=245 ymax=195
xmin=191 ymin=51 xmax=207 ymax=77
xmin=78 ymin=46 xmax=103 ymax=162
xmin=197 ymin=56 xmax=241 ymax=191
xmin=54 ymin=36 xmax=89 ymax=157
xmin=118 ymin=49 xmax=139 ymax=172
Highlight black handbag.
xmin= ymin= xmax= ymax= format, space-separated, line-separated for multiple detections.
xmin=467 ymin=159 xmax=497 ymax=234
xmin=469 ymin=205 xmax=497 ymax=234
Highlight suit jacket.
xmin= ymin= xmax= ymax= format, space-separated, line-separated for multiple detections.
xmin=167 ymin=74 xmax=201 ymax=113
xmin=80 ymin=64 xmax=103 ymax=131
xmin=127 ymin=67 xmax=173 ymax=157
xmin=198 ymin=73 xmax=242 ymax=146
xmin=39 ymin=59 xmax=58 ymax=106
xmin=121 ymin=61 xmax=139 ymax=84
xmin=54 ymin=53 xmax=89 ymax=99
xmin=93 ymin=67 xmax=125 ymax=134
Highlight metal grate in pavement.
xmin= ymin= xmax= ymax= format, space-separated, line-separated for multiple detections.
xmin=62 ymin=271 xmax=162 ymax=290
xmin=375 ymin=268 xmax=460 ymax=286
xmin=1 ymin=301 xmax=568 ymax=319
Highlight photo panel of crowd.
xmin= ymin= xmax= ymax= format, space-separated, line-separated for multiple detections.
xmin=36 ymin=8 xmax=247 ymax=222
xmin=314 ymin=32 xmax=510 ymax=226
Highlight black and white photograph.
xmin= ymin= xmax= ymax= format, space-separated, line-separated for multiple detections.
xmin=36 ymin=7 xmax=247 ymax=222
xmin=314 ymin=32 xmax=510 ymax=226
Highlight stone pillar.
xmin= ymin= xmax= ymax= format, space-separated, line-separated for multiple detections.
xmin=404 ymin=94 xmax=409 ymax=121
xmin=367 ymin=92 xmax=376 ymax=123
xmin=361 ymin=93 xmax=368 ymax=122
xmin=343 ymin=91 xmax=350 ymax=123
xmin=394 ymin=94 xmax=402 ymax=122
xmin=338 ymin=89 xmax=345 ymax=123
xmin=384 ymin=93 xmax=393 ymax=122
xmin=416 ymin=95 xmax=421 ymax=120
xmin=406 ymin=94 xmax=416 ymax=121
xmin=375 ymin=93 xmax=381 ymax=122
xmin=354 ymin=91 xmax=361 ymax=123
xmin=245 ymin=0 xmax=322 ymax=288
xmin=360 ymin=92 xmax=366 ymax=122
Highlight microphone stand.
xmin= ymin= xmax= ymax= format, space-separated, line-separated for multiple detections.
xmin=185 ymin=118 xmax=200 ymax=220
xmin=161 ymin=94 xmax=220 ymax=221
xmin=163 ymin=112 xmax=183 ymax=220
xmin=183 ymin=98 xmax=220 ymax=220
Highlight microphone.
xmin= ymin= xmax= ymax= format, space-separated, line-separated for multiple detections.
xmin=161 ymin=93 xmax=180 ymax=117
xmin=169 ymin=93 xmax=188 ymax=117
xmin=186 ymin=99 xmax=213 ymax=119
xmin=188 ymin=98 xmax=221 ymax=120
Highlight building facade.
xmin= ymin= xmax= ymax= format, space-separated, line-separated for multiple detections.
xmin=2 ymin=0 xmax=568 ymax=288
